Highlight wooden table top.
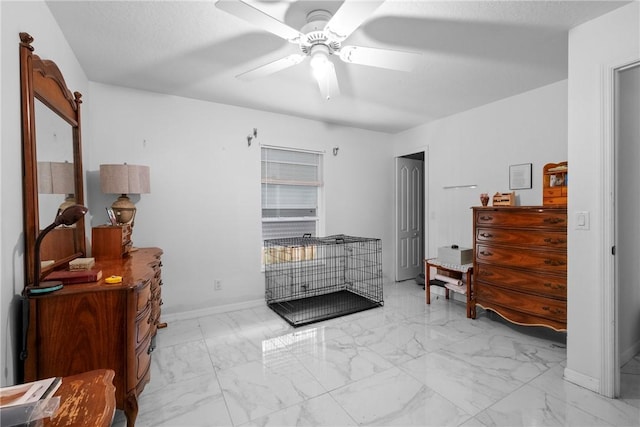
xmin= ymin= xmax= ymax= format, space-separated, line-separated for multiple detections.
xmin=44 ymin=369 xmax=116 ymax=427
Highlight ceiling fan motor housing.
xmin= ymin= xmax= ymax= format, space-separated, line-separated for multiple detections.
xmin=300 ymin=10 xmax=340 ymax=56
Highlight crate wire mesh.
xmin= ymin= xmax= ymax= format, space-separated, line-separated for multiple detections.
xmin=264 ymin=234 xmax=383 ymax=326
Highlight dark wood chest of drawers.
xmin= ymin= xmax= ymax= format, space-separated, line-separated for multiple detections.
xmin=472 ymin=207 xmax=567 ymax=331
xmin=25 ymin=248 xmax=164 ymax=426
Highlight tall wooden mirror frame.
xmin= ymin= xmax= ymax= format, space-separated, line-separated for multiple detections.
xmin=19 ymin=32 xmax=86 ymax=288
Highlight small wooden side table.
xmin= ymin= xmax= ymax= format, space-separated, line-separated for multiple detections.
xmin=44 ymin=369 xmax=116 ymax=427
xmin=424 ymin=258 xmax=475 ymax=319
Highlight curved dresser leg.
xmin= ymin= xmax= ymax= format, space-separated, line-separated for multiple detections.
xmin=124 ymin=393 xmax=139 ymax=427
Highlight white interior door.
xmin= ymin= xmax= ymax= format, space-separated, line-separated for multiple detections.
xmin=616 ymin=63 xmax=640 ymax=380
xmin=396 ymin=157 xmax=423 ymax=281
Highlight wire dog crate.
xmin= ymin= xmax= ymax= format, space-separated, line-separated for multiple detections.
xmin=264 ymin=234 xmax=383 ymax=326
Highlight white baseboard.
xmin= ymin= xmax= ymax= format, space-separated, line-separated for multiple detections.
xmin=563 ymin=367 xmax=600 ymax=393
xmin=161 ymin=299 xmax=265 ymax=323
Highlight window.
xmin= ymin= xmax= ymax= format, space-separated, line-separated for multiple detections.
xmin=261 ymin=147 xmax=322 ymax=241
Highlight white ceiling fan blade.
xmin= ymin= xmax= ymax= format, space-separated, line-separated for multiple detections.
xmin=237 ymin=54 xmax=306 ymax=80
xmin=339 ymin=46 xmax=420 ymax=72
xmin=317 ymin=62 xmax=340 ymax=100
xmin=215 ymin=0 xmax=304 ymax=43
xmin=325 ymin=0 xmax=385 ymax=42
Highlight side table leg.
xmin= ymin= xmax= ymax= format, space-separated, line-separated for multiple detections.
xmin=425 ymin=260 xmax=431 ymax=304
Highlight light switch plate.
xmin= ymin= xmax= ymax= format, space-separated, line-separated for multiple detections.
xmin=575 ymin=211 xmax=590 ymax=230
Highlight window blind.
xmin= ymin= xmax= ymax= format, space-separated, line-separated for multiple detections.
xmin=261 ymin=147 xmax=322 ymax=240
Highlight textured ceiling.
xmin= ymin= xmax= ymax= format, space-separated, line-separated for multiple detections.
xmin=46 ymin=0 xmax=630 ymax=133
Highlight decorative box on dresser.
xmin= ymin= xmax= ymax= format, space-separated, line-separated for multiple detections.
xmin=24 ymin=247 xmax=164 ymax=427
xmin=92 ymin=224 xmax=132 ymax=260
xmin=472 ymin=207 xmax=567 ymax=331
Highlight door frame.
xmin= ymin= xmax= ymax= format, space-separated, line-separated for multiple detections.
xmin=394 ymin=147 xmax=429 ymax=282
xmin=601 ymin=57 xmax=640 ymax=398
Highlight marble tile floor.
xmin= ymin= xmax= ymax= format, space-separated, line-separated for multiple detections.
xmin=112 ymin=282 xmax=640 ymax=426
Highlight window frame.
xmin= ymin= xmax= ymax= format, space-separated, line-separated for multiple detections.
xmin=260 ymin=145 xmax=324 ymax=244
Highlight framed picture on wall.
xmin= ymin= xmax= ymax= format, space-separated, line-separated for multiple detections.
xmin=509 ymin=163 xmax=532 ymax=190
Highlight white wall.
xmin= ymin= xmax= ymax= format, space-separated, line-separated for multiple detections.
xmin=86 ymin=82 xmax=394 ymax=318
xmin=0 ymin=1 xmax=90 ymax=386
xmin=566 ymin=1 xmax=640 ymax=393
xmin=392 ymin=80 xmax=568 ymax=256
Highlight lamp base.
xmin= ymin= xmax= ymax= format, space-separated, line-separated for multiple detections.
xmin=27 ymin=281 xmax=64 ymax=295
xmin=111 ymin=194 xmax=137 ymax=225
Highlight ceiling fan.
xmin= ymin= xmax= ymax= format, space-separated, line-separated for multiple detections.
xmin=215 ymin=0 xmax=420 ymax=100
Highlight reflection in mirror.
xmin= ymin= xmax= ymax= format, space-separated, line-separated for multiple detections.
xmin=35 ymin=99 xmax=74 ymax=221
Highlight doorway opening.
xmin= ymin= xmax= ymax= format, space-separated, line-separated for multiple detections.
xmin=615 ymin=62 xmax=640 ymax=402
xmin=395 ymin=151 xmax=426 ymax=284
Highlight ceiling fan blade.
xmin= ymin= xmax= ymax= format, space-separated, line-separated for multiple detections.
xmin=236 ymin=54 xmax=306 ymax=80
xmin=317 ymin=62 xmax=340 ymax=100
xmin=215 ymin=0 xmax=304 ymax=43
xmin=339 ymin=46 xmax=420 ymax=72
xmin=324 ymin=0 xmax=385 ymax=42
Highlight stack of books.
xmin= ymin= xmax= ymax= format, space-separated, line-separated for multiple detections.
xmin=68 ymin=257 xmax=95 ymax=270
xmin=44 ymin=269 xmax=103 ymax=285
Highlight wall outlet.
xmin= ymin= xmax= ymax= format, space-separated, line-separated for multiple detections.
xmin=214 ymin=279 xmax=222 ymax=291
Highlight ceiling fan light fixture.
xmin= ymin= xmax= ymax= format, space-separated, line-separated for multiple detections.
xmin=309 ymin=45 xmax=331 ymax=82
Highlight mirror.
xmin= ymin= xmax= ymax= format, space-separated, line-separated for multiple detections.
xmin=19 ymin=32 xmax=86 ymax=287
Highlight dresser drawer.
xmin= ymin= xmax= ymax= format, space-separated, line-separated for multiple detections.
xmin=475 ymin=210 xmax=567 ymax=229
xmin=136 ymin=304 xmax=153 ymax=345
xmin=544 ymin=196 xmax=567 ymax=206
xmin=476 ymin=244 xmax=566 ymax=272
xmin=135 ymin=335 xmax=152 ymax=383
xmin=475 ymin=228 xmax=567 ymax=249
xmin=135 ymin=280 xmax=151 ymax=313
xmin=476 ymin=284 xmax=567 ymax=322
xmin=475 ymin=263 xmax=566 ymax=299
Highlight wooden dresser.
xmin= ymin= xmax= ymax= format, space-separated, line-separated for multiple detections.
xmin=472 ymin=207 xmax=567 ymax=331
xmin=25 ymin=248 xmax=164 ymax=427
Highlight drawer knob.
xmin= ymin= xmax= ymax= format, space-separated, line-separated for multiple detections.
xmin=542 ymin=306 xmax=564 ymax=315
xmin=479 ymin=215 xmax=493 ymax=221
xmin=480 ymin=250 xmax=493 ymax=257
xmin=480 ymin=232 xmax=493 ymax=238
xmin=544 ymin=238 xmax=566 ymax=245
xmin=160 ymin=299 xmax=164 ymax=306
xmin=147 ymin=345 xmax=154 ymax=355
xmin=544 ymin=259 xmax=566 ymax=267
xmin=543 ymin=217 xmax=565 ymax=225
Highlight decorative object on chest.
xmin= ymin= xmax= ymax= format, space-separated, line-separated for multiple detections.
xmin=472 ymin=206 xmax=567 ymax=331
xmin=92 ymin=224 xmax=132 ymax=260
xmin=543 ymin=162 xmax=568 ymax=206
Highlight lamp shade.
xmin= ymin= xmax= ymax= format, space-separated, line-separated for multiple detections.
xmin=38 ymin=161 xmax=75 ymax=194
xmin=100 ymin=164 xmax=151 ymax=195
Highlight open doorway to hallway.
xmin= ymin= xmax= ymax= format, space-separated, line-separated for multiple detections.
xmin=616 ymin=62 xmax=640 ymax=406
xmin=395 ymin=151 xmax=425 ymax=283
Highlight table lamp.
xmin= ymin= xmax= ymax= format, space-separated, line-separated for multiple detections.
xmin=31 ymin=204 xmax=88 ymax=294
xmin=37 ymin=161 xmax=76 ymax=214
xmin=99 ymin=164 xmax=150 ymax=226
